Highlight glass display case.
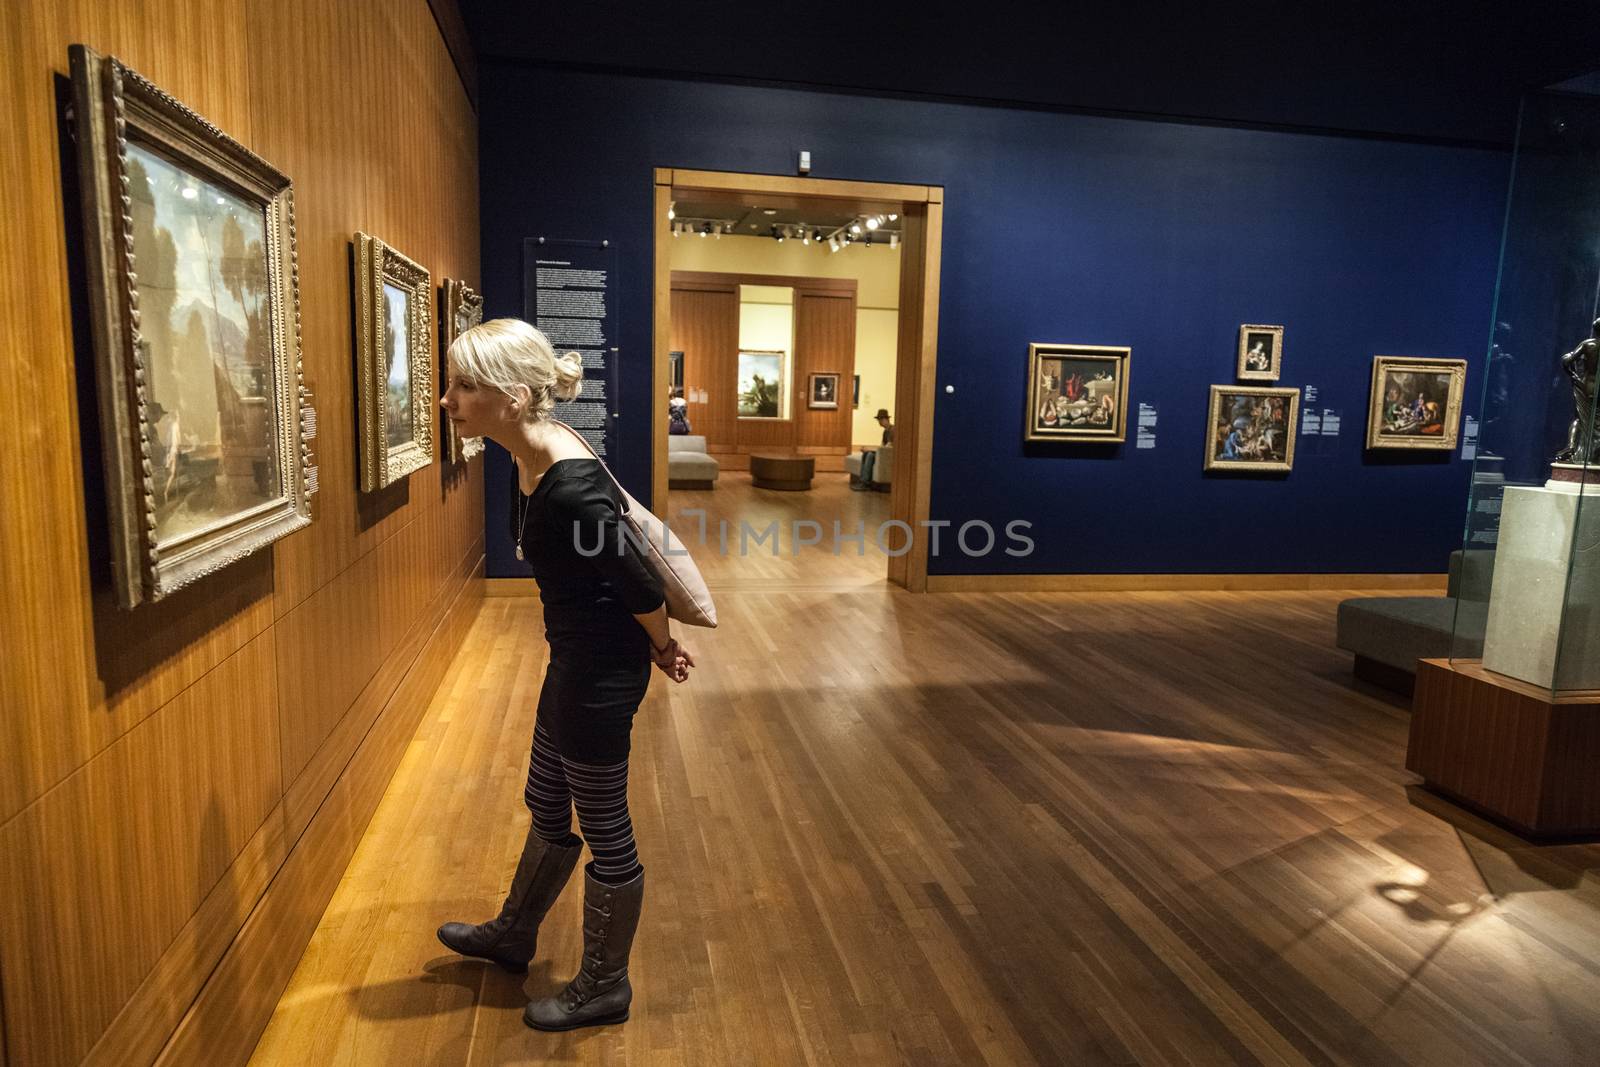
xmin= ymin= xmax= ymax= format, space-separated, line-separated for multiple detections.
xmin=1450 ymin=87 xmax=1600 ymax=697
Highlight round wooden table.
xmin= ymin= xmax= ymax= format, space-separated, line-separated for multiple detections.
xmin=749 ymin=453 xmax=815 ymax=491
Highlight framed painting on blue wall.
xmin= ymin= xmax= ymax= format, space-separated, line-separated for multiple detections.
xmin=1365 ymin=356 xmax=1467 ymax=450
xmin=1025 ymin=343 xmax=1131 ymax=443
xmin=1205 ymin=385 xmax=1299 ymax=472
xmin=1236 ymin=324 xmax=1284 ymax=381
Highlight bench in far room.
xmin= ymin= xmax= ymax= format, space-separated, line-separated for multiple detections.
xmin=667 ymin=434 xmax=719 ymax=489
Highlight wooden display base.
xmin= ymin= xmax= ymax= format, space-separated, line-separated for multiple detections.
xmin=1407 ymin=657 xmax=1600 ymax=838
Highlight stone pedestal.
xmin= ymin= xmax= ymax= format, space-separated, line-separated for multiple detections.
xmin=1481 ymin=480 xmax=1600 ymax=690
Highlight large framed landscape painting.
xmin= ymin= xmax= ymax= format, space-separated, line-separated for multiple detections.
xmin=440 ymin=278 xmax=485 ymax=463
xmin=69 ymin=45 xmax=311 ymax=609
xmin=1204 ymin=385 xmax=1299 ymax=472
xmin=1025 ymin=343 xmax=1131 ymax=443
xmin=355 ymin=233 xmax=433 ymax=490
xmin=737 ymin=350 xmax=786 ymax=418
xmin=1365 ymin=356 xmax=1467 ymax=451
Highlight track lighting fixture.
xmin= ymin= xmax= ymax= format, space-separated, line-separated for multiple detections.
xmin=866 ymin=216 xmax=879 ymax=230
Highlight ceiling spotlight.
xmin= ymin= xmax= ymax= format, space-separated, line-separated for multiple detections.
xmin=698 ymin=224 xmax=708 ymax=237
xmin=667 ymin=203 xmax=675 ymax=220
xmin=889 ymin=234 xmax=899 ymax=249
xmin=762 ymin=208 xmax=777 ymax=216
xmin=888 ymin=213 xmax=898 ymax=222
xmin=828 ymin=237 xmax=840 ymax=252
xmin=713 ymin=225 xmax=721 ymax=239
xmin=672 ymin=225 xmax=680 ymax=238
xmin=866 ymin=216 xmax=879 ymax=230
xmin=802 ymin=231 xmax=810 ymax=245
xmin=774 ymin=226 xmax=785 ymax=242
xmin=850 ymin=222 xmax=862 ymax=235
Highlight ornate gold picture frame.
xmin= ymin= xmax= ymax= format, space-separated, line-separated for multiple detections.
xmin=440 ymin=278 xmax=485 ymax=463
xmin=1025 ymin=343 xmax=1132 ymax=443
xmin=1236 ymin=324 xmax=1284 ymax=381
xmin=69 ymin=45 xmax=312 ymax=608
xmin=1365 ymin=356 xmax=1467 ymax=451
xmin=355 ymin=233 xmax=433 ymax=490
xmin=1204 ymin=385 xmax=1299 ymax=472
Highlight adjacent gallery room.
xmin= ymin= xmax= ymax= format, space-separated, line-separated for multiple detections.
xmin=6 ymin=1 xmax=1600 ymax=1065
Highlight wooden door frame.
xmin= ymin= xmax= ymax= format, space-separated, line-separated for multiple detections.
xmin=652 ymin=168 xmax=944 ymax=592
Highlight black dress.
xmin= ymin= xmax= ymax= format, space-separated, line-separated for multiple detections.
xmin=513 ymin=459 xmax=665 ymax=763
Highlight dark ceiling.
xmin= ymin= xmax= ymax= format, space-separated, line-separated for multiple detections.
xmin=457 ymin=0 xmax=1600 ymax=145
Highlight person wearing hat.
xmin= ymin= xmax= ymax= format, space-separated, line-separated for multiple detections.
xmin=851 ymin=408 xmax=894 ymax=490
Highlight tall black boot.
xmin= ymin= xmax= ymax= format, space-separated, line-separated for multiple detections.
xmin=522 ymin=863 xmax=644 ymax=1031
xmin=437 ymin=827 xmax=582 ymax=972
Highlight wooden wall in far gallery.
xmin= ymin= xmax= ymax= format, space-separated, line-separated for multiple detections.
xmin=0 ymin=1 xmax=483 ymax=1065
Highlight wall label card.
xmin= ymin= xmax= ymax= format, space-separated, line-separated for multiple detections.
xmin=1136 ymin=402 xmax=1158 ymax=449
xmin=1303 ymin=384 xmax=1319 ymax=404
xmin=1320 ymin=408 xmax=1341 ymax=437
xmin=1461 ymin=415 xmax=1479 ymax=460
xmin=523 ymin=237 xmax=618 ymax=458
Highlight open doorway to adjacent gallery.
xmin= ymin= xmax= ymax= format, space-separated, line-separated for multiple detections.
xmin=651 ymin=169 xmax=944 ymax=592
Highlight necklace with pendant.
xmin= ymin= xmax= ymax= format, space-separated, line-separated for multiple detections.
xmin=514 ymin=472 xmax=532 ymax=561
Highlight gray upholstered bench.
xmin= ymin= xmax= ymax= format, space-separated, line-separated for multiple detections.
xmin=1335 ymin=550 xmax=1490 ymax=695
xmin=667 ymin=434 xmax=719 ymax=489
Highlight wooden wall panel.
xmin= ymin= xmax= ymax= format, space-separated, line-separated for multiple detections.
xmin=0 ymin=633 xmax=281 ymax=1067
xmin=0 ymin=1 xmax=484 ymax=1065
xmin=795 ymin=291 xmax=856 ymax=450
xmin=671 ymin=285 xmax=739 ymax=450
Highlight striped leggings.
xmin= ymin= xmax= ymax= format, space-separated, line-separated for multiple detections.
xmin=525 ymin=717 xmax=641 ymax=884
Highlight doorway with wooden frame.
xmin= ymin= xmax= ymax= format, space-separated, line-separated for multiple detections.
xmin=652 ymin=169 xmax=944 ymax=592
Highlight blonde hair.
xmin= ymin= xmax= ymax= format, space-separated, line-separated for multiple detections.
xmin=447 ymin=318 xmax=583 ymax=421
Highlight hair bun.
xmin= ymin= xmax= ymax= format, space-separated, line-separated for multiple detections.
xmin=551 ymin=351 xmax=584 ymax=401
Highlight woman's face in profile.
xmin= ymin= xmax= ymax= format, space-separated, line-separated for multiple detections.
xmin=441 ymin=373 xmax=513 ymax=439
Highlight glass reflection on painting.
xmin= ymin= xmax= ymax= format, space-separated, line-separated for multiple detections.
xmin=127 ymin=141 xmax=277 ymax=545
xmin=384 ymin=281 xmax=412 ymax=448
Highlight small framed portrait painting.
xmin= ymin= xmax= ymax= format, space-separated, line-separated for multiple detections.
xmin=1025 ymin=343 xmax=1131 ymax=443
xmin=1237 ymin=324 xmax=1284 ymax=381
xmin=1365 ymin=356 xmax=1467 ymax=451
xmin=1205 ymin=385 xmax=1299 ymax=472
xmin=440 ymin=279 xmax=485 ymax=463
xmin=808 ymin=372 xmax=841 ymax=410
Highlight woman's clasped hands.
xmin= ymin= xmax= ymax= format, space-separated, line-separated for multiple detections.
xmin=651 ymin=637 xmax=695 ymax=683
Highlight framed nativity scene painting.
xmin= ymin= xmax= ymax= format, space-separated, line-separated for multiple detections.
xmin=69 ymin=45 xmax=312 ymax=608
xmin=1205 ymin=385 xmax=1299 ymax=472
xmin=441 ymin=278 xmax=485 ymax=463
xmin=356 ymin=233 xmax=433 ymax=490
xmin=1365 ymin=356 xmax=1467 ymax=450
xmin=1025 ymin=343 xmax=1131 ymax=443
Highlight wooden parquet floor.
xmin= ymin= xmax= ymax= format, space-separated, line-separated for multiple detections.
xmin=249 ymin=478 xmax=1600 ymax=1066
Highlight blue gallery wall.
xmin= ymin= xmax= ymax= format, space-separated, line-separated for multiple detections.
xmin=478 ymin=62 xmax=1510 ymax=578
